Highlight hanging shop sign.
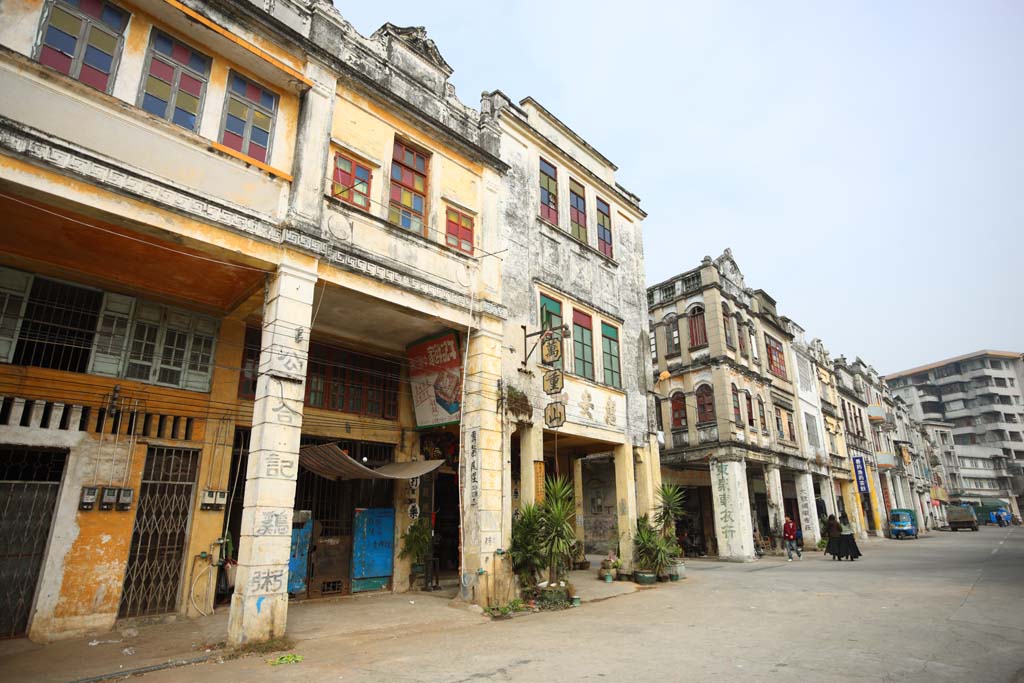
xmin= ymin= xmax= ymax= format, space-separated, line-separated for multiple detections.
xmin=543 ymin=368 xmax=564 ymax=395
xmin=852 ymin=456 xmax=869 ymax=493
xmin=408 ymin=331 xmax=462 ymax=428
xmin=544 ymin=401 xmax=566 ymax=429
xmin=540 ymin=333 xmax=563 ymax=364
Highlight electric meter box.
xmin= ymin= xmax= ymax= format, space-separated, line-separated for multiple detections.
xmin=201 ymin=490 xmax=227 ymax=511
xmin=99 ymin=487 xmax=118 ymax=511
xmin=116 ymin=488 xmax=134 ymax=511
xmin=80 ymin=486 xmax=98 ymax=511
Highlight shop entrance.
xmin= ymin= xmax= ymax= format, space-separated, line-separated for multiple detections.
xmin=432 ymin=472 xmax=460 ymax=576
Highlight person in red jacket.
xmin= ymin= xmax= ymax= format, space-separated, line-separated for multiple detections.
xmin=783 ymin=515 xmax=801 ymax=561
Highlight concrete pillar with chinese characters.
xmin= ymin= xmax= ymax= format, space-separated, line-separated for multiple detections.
xmin=710 ymin=453 xmax=755 ymax=561
xmin=228 ymin=261 xmax=317 ymax=646
xmin=794 ymin=471 xmax=821 ymax=546
xmin=613 ymin=442 xmax=638 ymax=573
xmin=764 ymin=464 xmax=785 ymax=537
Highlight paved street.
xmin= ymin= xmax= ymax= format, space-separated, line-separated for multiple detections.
xmin=132 ymin=527 xmax=1024 ymax=683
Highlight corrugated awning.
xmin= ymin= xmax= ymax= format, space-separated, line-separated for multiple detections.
xmin=298 ymin=442 xmax=444 ymax=481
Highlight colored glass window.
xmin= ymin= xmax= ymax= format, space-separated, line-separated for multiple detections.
xmin=596 ymin=197 xmax=613 ymax=258
xmin=601 ymin=322 xmax=620 ymax=388
xmin=539 ymin=158 xmax=558 ymax=225
xmin=540 ymin=294 xmax=562 ymax=370
xmin=140 ymin=31 xmax=209 ymax=132
xmin=219 ymin=72 xmax=277 ymax=163
xmin=445 ymin=207 xmax=474 ymax=255
xmin=732 ymin=384 xmax=742 ymax=423
xmin=37 ymin=0 xmax=128 ymax=93
xmin=331 ymin=151 xmax=372 ymax=210
xmin=569 ymin=179 xmax=587 ymax=242
xmin=572 ymin=310 xmax=594 ymax=380
xmin=389 ymin=141 xmax=429 ymax=235
xmin=765 ymin=334 xmax=788 ymax=379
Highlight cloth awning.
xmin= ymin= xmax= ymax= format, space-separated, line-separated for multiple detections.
xmin=298 ymin=442 xmax=444 ymax=481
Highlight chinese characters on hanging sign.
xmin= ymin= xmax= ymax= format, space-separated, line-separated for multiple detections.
xmin=852 ymin=456 xmax=869 ymax=493
xmin=542 ymin=368 xmax=564 ymax=395
xmin=544 ymin=402 xmax=566 ymax=429
xmin=541 ymin=332 xmax=562 ymax=364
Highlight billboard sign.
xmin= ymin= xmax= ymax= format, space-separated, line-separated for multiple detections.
xmin=408 ymin=331 xmax=462 ymax=428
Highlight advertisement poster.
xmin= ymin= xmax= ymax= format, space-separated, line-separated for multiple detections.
xmin=407 ymin=331 xmax=462 ymax=428
xmin=852 ymin=456 xmax=869 ymax=493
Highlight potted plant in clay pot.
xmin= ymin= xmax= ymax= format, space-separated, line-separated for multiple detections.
xmin=398 ymin=517 xmax=432 ymax=588
xmin=598 ymin=551 xmax=618 ymax=582
xmin=655 ymin=483 xmax=687 ymax=581
xmin=539 ymin=475 xmax=578 ymax=588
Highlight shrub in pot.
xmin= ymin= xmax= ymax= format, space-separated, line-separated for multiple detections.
xmin=398 ymin=518 xmax=432 ymax=587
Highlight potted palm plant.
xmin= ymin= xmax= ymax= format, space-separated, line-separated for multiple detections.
xmin=654 ymin=483 xmax=687 ymax=581
xmin=398 ymin=517 xmax=432 ymax=588
xmin=540 ymin=475 xmax=578 ymax=586
xmin=634 ymin=515 xmax=671 ymax=585
xmin=509 ymin=502 xmax=546 ymax=592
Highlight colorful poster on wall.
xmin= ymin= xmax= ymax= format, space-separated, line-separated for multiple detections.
xmin=407 ymin=331 xmax=462 ymax=428
xmin=852 ymin=456 xmax=869 ymax=493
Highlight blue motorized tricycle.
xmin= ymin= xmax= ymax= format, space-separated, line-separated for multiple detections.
xmin=889 ymin=509 xmax=918 ymax=539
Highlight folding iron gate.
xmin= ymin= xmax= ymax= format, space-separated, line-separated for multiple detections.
xmin=0 ymin=447 xmax=67 ymax=638
xmin=119 ymin=447 xmax=200 ymax=618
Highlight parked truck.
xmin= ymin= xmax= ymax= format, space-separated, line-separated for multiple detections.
xmin=946 ymin=506 xmax=979 ymax=532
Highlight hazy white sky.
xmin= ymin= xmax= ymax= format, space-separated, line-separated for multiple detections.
xmin=333 ymin=1 xmax=1023 ymax=374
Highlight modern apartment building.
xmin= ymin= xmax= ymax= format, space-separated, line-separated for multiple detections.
xmin=887 ymin=351 xmax=1024 ymax=518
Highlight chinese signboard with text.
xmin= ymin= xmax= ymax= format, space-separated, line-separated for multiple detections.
xmin=852 ymin=456 xmax=869 ymax=493
xmin=408 ymin=331 xmax=462 ymax=428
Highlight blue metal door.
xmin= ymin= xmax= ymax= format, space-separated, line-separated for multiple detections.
xmin=288 ymin=511 xmax=313 ymax=595
xmin=352 ymin=508 xmax=395 ymax=592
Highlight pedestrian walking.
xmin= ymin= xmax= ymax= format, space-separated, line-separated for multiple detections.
xmin=783 ymin=515 xmax=801 ymax=561
xmin=839 ymin=513 xmax=861 ymax=561
xmin=825 ymin=514 xmax=842 ymax=560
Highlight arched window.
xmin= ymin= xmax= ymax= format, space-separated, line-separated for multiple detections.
xmin=737 ymin=317 xmax=748 ymax=356
xmin=731 ymin=383 xmax=741 ymax=423
xmin=749 ymin=324 xmax=759 ymax=363
xmin=688 ymin=306 xmax=707 ymax=349
xmin=671 ymin=393 xmax=687 ymax=430
xmin=722 ymin=304 xmax=734 ymax=349
xmin=757 ymin=397 xmax=767 ymax=431
xmin=696 ymin=384 xmax=715 ymax=424
xmin=665 ymin=316 xmax=681 ymax=356
xmin=745 ymin=391 xmax=755 ymax=427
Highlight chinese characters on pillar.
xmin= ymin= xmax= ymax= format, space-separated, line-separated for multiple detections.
xmin=715 ymin=462 xmax=736 ymax=540
xmin=468 ymin=429 xmax=479 ymax=507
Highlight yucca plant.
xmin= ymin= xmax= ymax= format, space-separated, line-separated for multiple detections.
xmin=509 ymin=503 xmax=546 ymax=587
xmin=540 ymin=475 xmax=577 ymax=585
xmin=654 ymin=483 xmax=686 ymax=541
xmin=635 ymin=514 xmax=677 ymax=576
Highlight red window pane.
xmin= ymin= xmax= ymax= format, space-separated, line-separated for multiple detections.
xmin=248 ymin=143 xmax=267 ymax=163
xmin=78 ymin=63 xmax=109 ymax=91
xmin=390 ymin=185 xmax=402 ymax=202
xmin=171 ymin=42 xmax=191 ymax=66
xmin=39 ymin=45 xmax=72 ymax=75
xmin=80 ymin=0 xmax=104 ymax=20
xmin=246 ymin=82 xmax=261 ymax=104
xmin=149 ymin=57 xmax=174 ymax=81
xmin=222 ymin=131 xmax=244 ymax=151
xmin=179 ymin=72 xmax=202 ymax=96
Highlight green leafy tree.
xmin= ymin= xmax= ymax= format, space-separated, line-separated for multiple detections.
xmin=654 ymin=483 xmax=686 ymax=541
xmin=540 ymin=475 xmax=577 ymax=585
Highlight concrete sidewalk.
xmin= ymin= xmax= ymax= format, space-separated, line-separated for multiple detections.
xmin=0 ymin=591 xmax=486 ymax=683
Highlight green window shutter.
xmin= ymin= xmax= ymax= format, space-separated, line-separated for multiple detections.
xmin=89 ymin=292 xmax=136 ymax=377
xmin=0 ymin=267 xmax=32 ymax=364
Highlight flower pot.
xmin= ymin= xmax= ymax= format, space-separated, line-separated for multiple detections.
xmin=634 ymin=570 xmax=656 ymax=585
xmin=571 ymin=595 xmax=581 ymax=607
xmin=617 ymin=572 xmax=632 ymax=582
xmin=667 ymin=559 xmax=686 ymax=581
xmin=603 ymin=573 xmax=613 ymax=583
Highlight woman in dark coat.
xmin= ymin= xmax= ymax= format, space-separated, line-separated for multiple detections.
xmin=838 ymin=513 xmax=862 ymax=561
xmin=825 ymin=514 xmax=842 ymax=560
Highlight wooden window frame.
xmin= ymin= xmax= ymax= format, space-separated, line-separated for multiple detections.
xmin=137 ymin=29 xmax=210 ymax=133
xmin=539 ymin=158 xmax=559 ymax=225
xmin=671 ymin=393 xmax=687 ymax=430
xmin=696 ymin=385 xmax=715 ymax=425
xmin=688 ymin=306 xmax=708 ymax=350
xmin=219 ymin=70 xmax=278 ymax=163
xmin=723 ymin=305 xmax=734 ymax=349
xmin=737 ymin=318 xmax=748 ymax=357
xmin=765 ymin=333 xmax=788 ymax=379
xmin=758 ymin=397 xmax=767 ymax=432
xmin=35 ymin=0 xmax=129 ymax=94
xmin=601 ymin=322 xmax=621 ymax=388
xmin=572 ymin=309 xmax=594 ymax=381
xmin=445 ymin=206 xmax=475 ymax=255
xmin=389 ymin=140 xmax=430 ymax=237
xmin=569 ymin=179 xmax=587 ymax=243
xmin=731 ymin=384 xmax=741 ymax=423
xmin=665 ymin=319 xmax=681 ymax=357
xmin=746 ymin=392 xmax=755 ymax=427
xmin=596 ymin=196 xmax=613 ymax=258
xmin=330 ymin=149 xmax=373 ymax=211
